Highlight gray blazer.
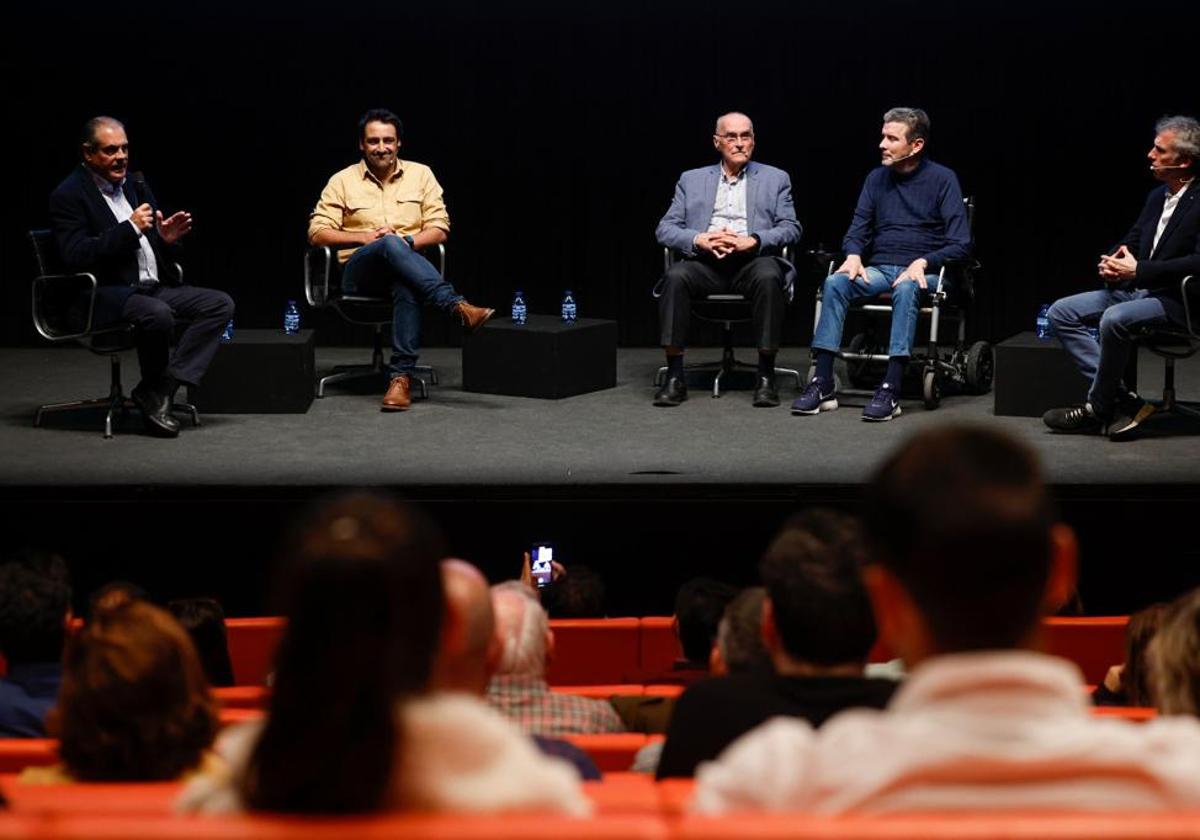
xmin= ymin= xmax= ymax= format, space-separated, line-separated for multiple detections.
xmin=655 ymin=161 xmax=803 ymax=288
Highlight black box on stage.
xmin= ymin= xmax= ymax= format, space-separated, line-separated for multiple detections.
xmin=993 ymin=331 xmax=1089 ymax=417
xmin=187 ymin=328 xmax=315 ymax=413
xmin=463 ymin=314 xmax=617 ymax=399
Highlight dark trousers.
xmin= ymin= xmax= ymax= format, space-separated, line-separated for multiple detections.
xmin=120 ymin=284 xmax=235 ymax=387
xmin=658 ymin=255 xmax=786 ymax=350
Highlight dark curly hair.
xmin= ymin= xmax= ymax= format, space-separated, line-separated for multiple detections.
xmin=0 ymin=548 xmax=71 ymax=665
xmin=51 ymin=600 xmax=218 ymax=781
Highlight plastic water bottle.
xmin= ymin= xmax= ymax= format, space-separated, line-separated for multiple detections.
xmin=284 ymin=300 xmax=300 ymax=335
xmin=511 ymin=290 xmax=527 ymax=325
xmin=561 ymin=290 xmax=577 ymax=323
xmin=221 ymin=319 xmax=234 ymax=342
xmin=1035 ymin=304 xmax=1053 ymax=340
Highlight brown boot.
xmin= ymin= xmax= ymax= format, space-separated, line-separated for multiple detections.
xmin=381 ymin=375 xmax=412 ymax=411
xmin=455 ymin=300 xmax=495 ymax=333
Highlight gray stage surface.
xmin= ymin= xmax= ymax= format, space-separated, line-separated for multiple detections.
xmin=3 ymin=346 xmax=1198 ymax=491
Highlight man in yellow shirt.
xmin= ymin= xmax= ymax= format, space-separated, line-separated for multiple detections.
xmin=308 ymin=109 xmax=493 ymax=411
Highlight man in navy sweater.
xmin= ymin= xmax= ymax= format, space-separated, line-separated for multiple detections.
xmin=793 ymin=108 xmax=970 ymax=421
xmin=1043 ymin=115 xmax=1200 ymax=440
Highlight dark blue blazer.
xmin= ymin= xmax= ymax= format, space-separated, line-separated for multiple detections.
xmin=1115 ymin=182 xmax=1200 ymax=295
xmin=48 ymin=165 xmax=183 ymax=326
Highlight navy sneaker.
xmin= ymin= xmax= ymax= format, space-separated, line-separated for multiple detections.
xmin=791 ymin=378 xmax=838 ymax=415
xmin=862 ymin=383 xmax=901 ymax=422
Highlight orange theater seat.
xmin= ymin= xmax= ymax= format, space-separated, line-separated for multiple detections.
xmin=564 ymin=733 xmax=650 ymax=773
xmin=674 ymin=812 xmax=1200 ymax=839
xmin=1043 ymin=617 xmax=1128 ymax=685
xmin=638 ymin=617 xmax=680 ymax=679
xmin=643 ymin=684 xmax=684 ymax=698
xmin=547 ymin=619 xmax=640 ymax=685
xmin=0 ymin=773 xmax=181 ymax=814
xmin=0 ymin=739 xmax=56 ymax=773
xmin=212 ymin=685 xmax=271 ymax=710
xmin=1091 ymin=705 xmax=1157 ymax=722
xmin=583 ymin=772 xmax=660 ymax=814
xmin=552 ymin=684 xmax=645 ymax=699
xmin=218 ymin=708 xmax=265 ymax=728
xmin=224 ymin=617 xmax=285 ymax=687
xmin=0 ymin=813 xmax=669 ymax=840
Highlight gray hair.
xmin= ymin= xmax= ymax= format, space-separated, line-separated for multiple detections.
xmin=715 ymin=112 xmax=754 ymax=136
xmin=1155 ymin=115 xmax=1200 ymax=168
xmin=1150 ymin=588 xmax=1200 ymax=715
xmin=81 ymin=116 xmax=125 ymax=151
xmin=491 ymin=580 xmax=548 ymax=677
xmin=883 ymin=107 xmax=930 ymax=144
xmin=716 ymin=586 xmax=771 ymax=675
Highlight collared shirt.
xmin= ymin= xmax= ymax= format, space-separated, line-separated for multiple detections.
xmin=708 ymin=165 xmax=749 ymax=235
xmin=307 ymin=159 xmax=450 ymax=263
xmin=1153 ymin=181 xmax=1191 ymax=253
xmin=0 ymin=662 xmax=62 ymax=738
xmin=693 ymin=651 xmax=1200 ymax=814
xmin=486 ymin=674 xmax=626 ymax=737
xmin=90 ymin=171 xmax=160 ymax=284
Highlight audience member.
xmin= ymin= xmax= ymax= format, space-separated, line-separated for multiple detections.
xmin=543 ymin=564 xmax=606 ymax=619
xmin=168 ymin=598 xmax=236 ymax=688
xmin=1093 ymin=602 xmax=1165 ymax=707
xmin=652 ymin=578 xmax=738 ymax=685
xmin=710 ymin=586 xmax=772 ymax=676
xmin=1150 ymin=589 xmax=1200 ymax=716
xmin=87 ymin=580 xmax=149 ymax=620
xmin=26 ymin=600 xmax=219 ymax=782
xmin=0 ymin=549 xmax=71 ymax=737
xmin=179 ymin=493 xmax=586 ymax=815
xmin=437 ymin=560 xmax=600 ymax=780
xmin=658 ymin=511 xmax=895 ymax=779
xmin=693 ymin=425 xmax=1200 ymax=813
xmin=487 ymin=581 xmax=624 ymax=736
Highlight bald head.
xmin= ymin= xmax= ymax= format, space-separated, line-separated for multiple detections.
xmin=431 ymin=559 xmax=499 ymax=694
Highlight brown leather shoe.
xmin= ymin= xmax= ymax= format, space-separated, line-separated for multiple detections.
xmin=381 ymin=375 xmax=412 ymax=411
xmin=455 ymin=300 xmax=495 ymax=333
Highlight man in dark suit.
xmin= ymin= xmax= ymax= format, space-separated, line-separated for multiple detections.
xmin=49 ymin=116 xmax=234 ymax=437
xmin=653 ymin=112 xmax=802 ymax=408
xmin=1044 ymin=115 xmax=1200 ymax=439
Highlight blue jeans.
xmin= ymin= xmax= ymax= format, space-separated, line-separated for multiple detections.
xmin=1047 ymin=286 xmax=1186 ymax=416
xmin=342 ymin=236 xmax=462 ymax=375
xmin=811 ymin=265 xmax=941 ymax=358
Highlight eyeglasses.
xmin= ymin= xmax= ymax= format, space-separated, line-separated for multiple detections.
xmin=96 ymin=144 xmax=129 ymax=155
xmin=717 ymin=132 xmax=754 ymax=143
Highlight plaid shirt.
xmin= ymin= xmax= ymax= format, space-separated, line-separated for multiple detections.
xmin=486 ymin=674 xmax=626 ymax=736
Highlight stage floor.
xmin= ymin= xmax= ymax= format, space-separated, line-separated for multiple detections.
xmin=2 ymin=345 xmax=1198 ymax=494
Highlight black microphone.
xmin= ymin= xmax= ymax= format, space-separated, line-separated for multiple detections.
xmin=131 ymin=171 xmax=155 ymax=213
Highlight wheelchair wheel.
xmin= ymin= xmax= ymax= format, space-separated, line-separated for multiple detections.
xmin=964 ymin=340 xmax=994 ymax=394
xmin=922 ymin=368 xmax=941 ymax=409
xmin=845 ymin=333 xmax=878 ymax=390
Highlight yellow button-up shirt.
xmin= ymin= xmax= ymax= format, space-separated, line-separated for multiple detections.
xmin=307 ymin=159 xmax=450 ymax=262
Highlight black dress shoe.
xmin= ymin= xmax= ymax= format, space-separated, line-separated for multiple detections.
xmin=653 ymin=376 xmax=688 ymax=407
xmin=132 ymin=381 xmax=180 ymax=438
xmin=752 ymin=375 xmax=779 ymax=407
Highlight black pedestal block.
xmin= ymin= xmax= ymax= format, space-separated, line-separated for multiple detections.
xmin=187 ymin=329 xmax=315 ymax=413
xmin=993 ymin=331 xmax=1089 ymax=417
xmin=463 ymin=315 xmax=617 ymax=399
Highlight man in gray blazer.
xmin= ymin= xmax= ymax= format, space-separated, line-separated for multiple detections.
xmin=654 ymin=112 xmax=802 ymax=407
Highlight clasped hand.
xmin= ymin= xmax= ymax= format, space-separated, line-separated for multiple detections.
xmin=695 ymin=228 xmax=757 ymax=259
xmin=1099 ymin=245 xmax=1137 ymax=282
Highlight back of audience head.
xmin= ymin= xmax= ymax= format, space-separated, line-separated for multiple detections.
xmin=87 ymin=580 xmax=149 ymax=622
xmin=491 ymin=581 xmax=551 ymax=679
xmin=243 ymin=492 xmax=445 ymax=814
xmin=675 ymin=578 xmax=738 ymax=667
xmin=0 ymin=548 xmax=72 ymax=666
xmin=168 ymin=597 xmax=235 ymax=688
xmin=711 ymin=586 xmax=771 ymax=676
xmin=1151 ymin=592 xmax=1200 ymax=715
xmin=1114 ymin=602 xmax=1164 ymax=707
xmin=51 ymin=599 xmax=217 ymax=781
xmin=862 ymin=425 xmax=1076 ymax=662
xmin=758 ymin=509 xmax=877 ymax=672
xmin=433 ymin=559 xmax=500 ymax=694
xmin=542 ymin=564 xmax=605 ymax=618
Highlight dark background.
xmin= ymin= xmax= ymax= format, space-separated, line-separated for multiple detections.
xmin=3 ymin=0 xmax=1195 ymax=352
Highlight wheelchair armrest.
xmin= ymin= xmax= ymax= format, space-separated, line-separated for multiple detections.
xmin=32 ymin=271 xmax=100 ymax=340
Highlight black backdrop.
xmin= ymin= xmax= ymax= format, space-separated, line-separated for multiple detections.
xmin=3 ymin=0 xmax=1196 ymax=350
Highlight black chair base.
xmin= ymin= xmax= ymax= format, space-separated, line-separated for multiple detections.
xmin=315 ymin=326 xmax=436 ymax=399
xmin=33 ymin=353 xmax=201 ymax=439
xmin=655 ymin=346 xmax=802 ymax=398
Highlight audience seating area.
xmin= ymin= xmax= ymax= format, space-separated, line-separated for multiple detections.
xmin=0 ymin=612 xmax=1180 ymax=838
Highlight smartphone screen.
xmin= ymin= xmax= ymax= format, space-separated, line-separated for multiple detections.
xmin=530 ymin=543 xmax=554 ymax=589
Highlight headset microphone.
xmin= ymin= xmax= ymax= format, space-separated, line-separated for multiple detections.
xmin=1150 ymin=163 xmax=1190 ymax=171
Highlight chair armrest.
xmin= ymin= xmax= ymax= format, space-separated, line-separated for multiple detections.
xmin=1182 ymin=275 xmax=1198 ymax=337
xmin=32 ymin=271 xmax=100 ymax=340
xmin=303 ymin=245 xmax=336 ymax=307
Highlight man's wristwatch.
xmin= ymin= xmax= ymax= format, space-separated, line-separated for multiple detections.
xmin=403 ymin=235 xmax=415 ymax=248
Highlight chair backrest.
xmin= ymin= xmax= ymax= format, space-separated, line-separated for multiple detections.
xmin=29 ymin=230 xmax=64 ymax=277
